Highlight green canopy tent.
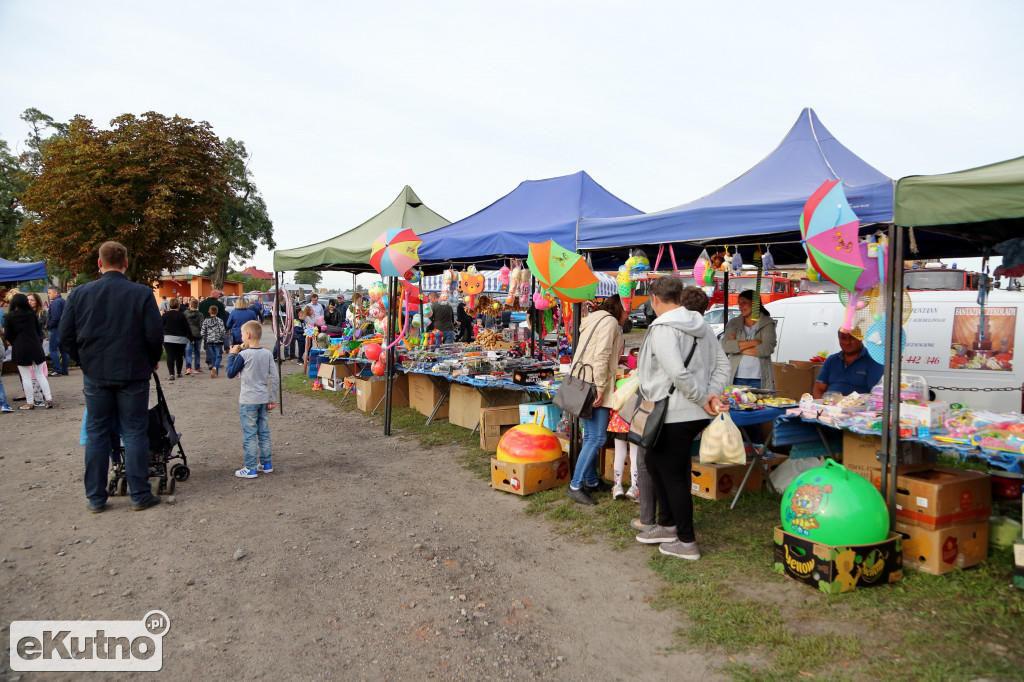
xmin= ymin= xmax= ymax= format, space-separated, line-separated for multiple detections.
xmin=895 ymin=155 xmax=1024 ymax=247
xmin=271 ymin=186 xmax=450 ymax=431
xmin=274 ymin=185 xmax=451 ymax=272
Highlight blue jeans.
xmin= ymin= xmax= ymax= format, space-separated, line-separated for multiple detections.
xmin=570 ymin=406 xmax=610 ymax=489
xmin=49 ymin=328 xmax=70 ymax=374
xmin=0 ymin=373 xmax=9 ymax=407
xmin=206 ymin=343 xmax=223 ymax=371
xmin=83 ymin=376 xmax=153 ymax=506
xmin=239 ymin=403 xmax=272 ymax=470
xmin=737 ymin=377 xmax=761 ymax=389
xmin=184 ymin=340 xmax=202 ymax=371
xmin=442 ymin=330 xmax=455 ymax=344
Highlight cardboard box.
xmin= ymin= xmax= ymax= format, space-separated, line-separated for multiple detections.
xmin=841 ymin=431 xmax=934 ymax=483
xmin=900 ymin=401 xmax=949 ymax=428
xmin=519 ymin=401 xmax=563 ymax=431
xmin=354 ymin=375 xmax=408 ymax=412
xmin=893 ymin=467 xmax=991 ymax=530
xmin=600 ymin=443 xmax=631 ymax=484
xmin=772 ymin=362 xmax=821 ymax=401
xmin=316 ymin=361 xmax=353 ymax=391
xmin=408 ymin=372 xmax=448 ymax=419
xmin=479 ymin=405 xmax=523 ymax=451
xmin=491 ymin=455 xmax=570 ymax=495
xmin=691 ymin=457 xmax=762 ymax=500
xmin=895 ymin=520 xmax=989 ymax=575
xmin=773 ymin=527 xmax=902 ymax=593
xmin=449 ymin=383 xmax=522 ymax=430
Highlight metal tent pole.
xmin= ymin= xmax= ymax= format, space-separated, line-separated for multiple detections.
xmin=886 ymin=227 xmax=906 ymax=527
xmin=723 ymin=268 xmax=730 ymax=325
xmin=275 ymin=271 xmax=284 ymax=416
xmin=384 ymin=276 xmax=398 ymax=436
xmin=569 ymin=302 xmax=582 ymax=471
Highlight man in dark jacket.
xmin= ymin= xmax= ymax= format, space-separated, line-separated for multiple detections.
xmin=60 ymin=241 xmax=163 ymax=513
xmin=46 ymin=285 xmax=70 ymax=376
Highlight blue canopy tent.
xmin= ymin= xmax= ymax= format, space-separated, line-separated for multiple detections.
xmin=0 ymin=257 xmax=47 ymax=283
xmin=417 ymin=171 xmax=640 ymax=271
xmin=577 ymin=108 xmax=895 ymax=263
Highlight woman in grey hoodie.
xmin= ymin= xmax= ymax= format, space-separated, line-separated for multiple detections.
xmin=634 ymin=279 xmax=731 ymax=560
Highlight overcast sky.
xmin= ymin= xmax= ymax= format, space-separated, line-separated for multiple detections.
xmin=2 ymin=1 xmax=1021 ymax=287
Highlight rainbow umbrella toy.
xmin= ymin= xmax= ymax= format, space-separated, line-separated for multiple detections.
xmin=800 ymin=180 xmax=864 ymax=292
xmin=370 ymin=228 xmax=422 ymax=278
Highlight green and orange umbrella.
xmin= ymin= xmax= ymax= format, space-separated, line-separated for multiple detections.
xmin=526 ymin=240 xmax=598 ymax=302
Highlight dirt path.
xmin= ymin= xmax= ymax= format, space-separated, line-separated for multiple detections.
xmin=0 ymin=341 xmax=727 ymax=680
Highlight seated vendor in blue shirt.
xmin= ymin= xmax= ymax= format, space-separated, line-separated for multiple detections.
xmin=812 ymin=331 xmax=884 ymax=398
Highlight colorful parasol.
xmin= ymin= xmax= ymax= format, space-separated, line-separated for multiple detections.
xmin=800 ymin=180 xmax=864 ymax=292
xmin=370 ymin=228 xmax=422 ymax=278
xmin=526 ymin=240 xmax=598 ymax=302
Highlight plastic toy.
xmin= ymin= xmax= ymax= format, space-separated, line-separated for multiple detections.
xmin=363 ymin=343 xmax=382 ymax=361
xmin=499 ymin=265 xmax=511 ymax=290
xmin=780 ymin=460 xmax=888 ymax=545
xmin=460 ymin=266 xmax=486 ymax=309
xmin=371 ymin=358 xmax=386 ymax=376
xmin=367 ymin=281 xmax=387 ymax=302
xmin=496 ymin=422 xmax=563 ymax=463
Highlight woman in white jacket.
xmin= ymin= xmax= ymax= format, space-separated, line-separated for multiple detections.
xmin=634 ymin=279 xmax=731 ymax=560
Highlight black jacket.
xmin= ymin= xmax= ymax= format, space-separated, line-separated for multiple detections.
xmin=162 ymin=309 xmax=193 ymax=340
xmin=3 ymin=310 xmax=46 ymax=366
xmin=59 ymin=270 xmax=164 ymax=382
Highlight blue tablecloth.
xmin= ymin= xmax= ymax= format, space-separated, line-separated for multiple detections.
xmin=728 ymin=406 xmax=787 ymax=428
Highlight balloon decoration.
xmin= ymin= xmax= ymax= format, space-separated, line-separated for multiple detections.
xmin=363 ymin=343 xmax=382 ymax=362
xmin=371 ymin=358 xmax=386 ymax=376
xmin=370 ymin=227 xmax=423 ymax=278
xmin=367 ymin=281 xmax=387 ymax=302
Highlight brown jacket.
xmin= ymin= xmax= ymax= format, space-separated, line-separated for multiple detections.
xmin=569 ymin=310 xmax=623 ymax=398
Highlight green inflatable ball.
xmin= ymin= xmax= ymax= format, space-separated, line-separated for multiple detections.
xmin=780 ymin=459 xmax=889 ymax=546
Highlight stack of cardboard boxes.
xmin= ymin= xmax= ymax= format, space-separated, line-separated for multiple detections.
xmin=842 ymin=431 xmax=991 ymax=575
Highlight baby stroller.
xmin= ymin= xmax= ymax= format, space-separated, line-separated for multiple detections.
xmin=106 ymin=372 xmax=190 ymax=496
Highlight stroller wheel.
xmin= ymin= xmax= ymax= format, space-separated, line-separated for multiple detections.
xmin=118 ymin=479 xmax=128 ymax=496
xmin=171 ymin=464 xmax=190 ymax=482
xmin=157 ymin=478 xmax=167 ymax=495
xmin=107 ymin=479 xmax=119 ymax=496
xmin=168 ymin=477 xmax=176 ymax=495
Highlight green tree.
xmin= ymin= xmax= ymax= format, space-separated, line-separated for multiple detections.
xmin=0 ymin=137 xmax=27 ymax=260
xmin=19 ymin=107 xmax=68 ymax=178
xmin=294 ymin=270 xmax=322 ymax=287
xmin=208 ymin=138 xmax=274 ymax=290
xmin=20 ymin=112 xmax=229 ymax=283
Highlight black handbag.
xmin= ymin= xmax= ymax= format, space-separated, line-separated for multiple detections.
xmin=623 ymin=333 xmax=698 ymax=449
xmin=553 ymin=316 xmax=616 ymax=419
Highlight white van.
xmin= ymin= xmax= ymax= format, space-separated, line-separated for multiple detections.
xmin=766 ymin=290 xmax=1024 ymax=412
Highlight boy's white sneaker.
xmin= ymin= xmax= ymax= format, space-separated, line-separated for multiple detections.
xmin=257 ymin=463 xmax=273 ymax=473
xmin=235 ymin=467 xmax=258 ymax=479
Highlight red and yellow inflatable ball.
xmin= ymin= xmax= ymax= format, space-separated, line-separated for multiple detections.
xmin=496 ymin=423 xmax=563 ymax=463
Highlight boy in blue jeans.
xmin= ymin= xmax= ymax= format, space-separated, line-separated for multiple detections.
xmin=226 ymin=320 xmax=279 ymax=478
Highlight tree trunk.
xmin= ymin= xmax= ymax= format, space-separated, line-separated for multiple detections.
xmin=212 ymin=258 xmax=229 ymax=291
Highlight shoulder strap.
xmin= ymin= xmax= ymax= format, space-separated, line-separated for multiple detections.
xmin=571 ymin=313 xmax=617 ymax=381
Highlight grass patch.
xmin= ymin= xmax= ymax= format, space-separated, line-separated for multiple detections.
xmin=284 ymin=374 xmax=1024 ymax=680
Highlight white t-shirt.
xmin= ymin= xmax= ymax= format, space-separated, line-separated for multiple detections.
xmin=736 ymin=323 xmax=761 ymax=379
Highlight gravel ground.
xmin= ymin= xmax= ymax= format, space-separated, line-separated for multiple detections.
xmin=0 ymin=336 xmax=725 ymax=680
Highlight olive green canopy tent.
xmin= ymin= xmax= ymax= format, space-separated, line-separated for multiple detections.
xmin=895 ymin=155 xmax=1024 ymax=247
xmin=273 ymin=185 xmax=450 ymax=272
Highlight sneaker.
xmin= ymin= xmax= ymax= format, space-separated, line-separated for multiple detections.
xmin=18 ymin=404 xmax=35 ymax=411
xmin=612 ymin=484 xmax=625 ymax=500
xmin=636 ymin=525 xmax=678 ymax=544
xmin=566 ymin=487 xmax=597 ymax=505
xmin=131 ymin=496 xmax=161 ymax=512
xmin=235 ymin=467 xmax=258 ymax=479
xmin=630 ymin=518 xmax=655 ymax=533
xmin=583 ymin=480 xmax=611 ymax=494
xmin=0 ymin=404 xmax=13 ymax=413
xmin=211 ymin=368 xmax=217 ymax=378
xmin=659 ymin=540 xmax=701 ymax=561
xmin=45 ymin=400 xmax=54 ymax=409
xmin=169 ymin=374 xmax=175 ymax=381
xmin=185 ymin=369 xmax=191 ymax=375
xmin=625 ymin=486 xmax=639 ymax=503
xmin=87 ymin=502 xmax=107 ymax=513
xmin=177 ymin=374 xmax=183 ymax=379
xmin=256 ymin=462 xmax=273 ymax=473
xmin=49 ymin=371 xmax=61 ymax=377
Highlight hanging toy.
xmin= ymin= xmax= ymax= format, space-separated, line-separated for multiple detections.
xmin=762 ymin=245 xmax=775 ymax=272
xmin=693 ymin=248 xmax=714 ymax=286
xmin=625 ymin=250 xmax=650 ymax=277
xmin=805 ymin=259 xmax=821 ymax=282
xmin=403 ymin=267 xmax=422 ymax=284
xmin=616 ymin=264 xmax=633 ymax=298
xmin=499 ymin=264 xmax=511 ymax=291
xmin=367 ymin=281 xmax=387 ymax=302
xmin=440 ymin=268 xmax=454 ymax=302
xmin=459 ymin=265 xmax=486 ymax=310
xmin=533 ymin=292 xmax=551 ymax=309
xmin=731 ymin=247 xmax=743 ymax=275
xmin=506 ymin=261 xmax=522 ymax=305
xmin=717 ymin=247 xmax=731 ymax=272
xmin=518 ymin=268 xmax=531 ymax=307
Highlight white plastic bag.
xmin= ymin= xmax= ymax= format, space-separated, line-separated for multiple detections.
xmin=699 ymin=412 xmax=746 ymax=464
xmin=609 ymin=374 xmax=639 ymax=412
